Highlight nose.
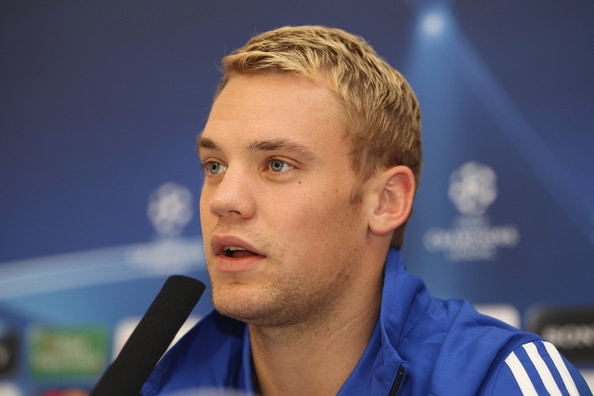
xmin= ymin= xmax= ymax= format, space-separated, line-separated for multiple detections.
xmin=205 ymin=167 xmax=256 ymax=219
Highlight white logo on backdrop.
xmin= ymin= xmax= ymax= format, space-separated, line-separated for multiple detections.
xmin=125 ymin=182 xmax=203 ymax=274
xmin=147 ymin=182 xmax=194 ymax=237
xmin=423 ymin=162 xmax=520 ymax=262
xmin=448 ymin=162 xmax=497 ymax=216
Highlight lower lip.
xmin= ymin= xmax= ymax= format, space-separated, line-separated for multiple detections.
xmin=215 ymin=254 xmax=265 ymax=273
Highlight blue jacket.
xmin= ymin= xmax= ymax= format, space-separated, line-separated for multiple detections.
xmin=142 ymin=249 xmax=591 ymax=395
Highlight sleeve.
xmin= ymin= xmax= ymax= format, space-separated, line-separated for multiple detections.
xmin=485 ymin=340 xmax=592 ymax=395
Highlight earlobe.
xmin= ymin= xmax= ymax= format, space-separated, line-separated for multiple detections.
xmin=369 ymin=166 xmax=415 ymax=237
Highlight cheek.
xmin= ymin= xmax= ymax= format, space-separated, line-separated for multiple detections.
xmin=274 ymin=190 xmax=362 ymax=246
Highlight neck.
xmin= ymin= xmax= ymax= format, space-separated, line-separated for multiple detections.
xmin=249 ymin=279 xmax=382 ymax=396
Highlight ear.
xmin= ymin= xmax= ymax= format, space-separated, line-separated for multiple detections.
xmin=368 ymin=166 xmax=416 ymax=237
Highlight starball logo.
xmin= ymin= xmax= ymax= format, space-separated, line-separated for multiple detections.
xmin=423 ymin=162 xmax=520 ymax=262
xmin=448 ymin=161 xmax=497 ymax=216
xmin=124 ymin=182 xmax=204 ymax=274
xmin=147 ymin=182 xmax=194 ymax=237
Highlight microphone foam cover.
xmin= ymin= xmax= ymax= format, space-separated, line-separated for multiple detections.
xmin=91 ymin=275 xmax=206 ymax=396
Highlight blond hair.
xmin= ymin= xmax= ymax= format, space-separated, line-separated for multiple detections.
xmin=216 ymin=25 xmax=422 ymax=249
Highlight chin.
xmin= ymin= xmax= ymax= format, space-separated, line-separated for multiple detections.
xmin=213 ymin=289 xmax=288 ymax=326
xmin=213 ymin=285 xmax=263 ymax=316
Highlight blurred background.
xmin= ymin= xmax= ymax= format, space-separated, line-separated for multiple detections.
xmin=1 ymin=0 xmax=593 ymax=394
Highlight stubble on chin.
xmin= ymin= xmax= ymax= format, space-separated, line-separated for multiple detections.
xmin=211 ymin=275 xmax=340 ymax=331
xmin=211 ymin=283 xmax=275 ymax=324
xmin=211 ymin=279 xmax=310 ymax=328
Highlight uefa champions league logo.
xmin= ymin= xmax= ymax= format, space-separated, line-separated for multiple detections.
xmin=147 ymin=182 xmax=194 ymax=237
xmin=124 ymin=182 xmax=204 ymax=274
xmin=448 ymin=162 xmax=497 ymax=216
xmin=423 ymin=162 xmax=520 ymax=262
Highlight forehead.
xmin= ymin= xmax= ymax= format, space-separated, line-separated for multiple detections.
xmin=199 ymin=73 xmax=348 ymax=151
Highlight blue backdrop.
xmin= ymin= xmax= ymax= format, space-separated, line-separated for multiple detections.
xmin=1 ymin=1 xmax=593 ymax=394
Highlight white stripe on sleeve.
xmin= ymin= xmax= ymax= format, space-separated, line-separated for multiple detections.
xmin=505 ymin=351 xmax=539 ymax=396
xmin=522 ymin=342 xmax=562 ymax=396
xmin=543 ymin=341 xmax=580 ymax=396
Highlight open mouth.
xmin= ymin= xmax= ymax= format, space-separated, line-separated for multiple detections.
xmin=222 ymin=246 xmax=260 ymax=258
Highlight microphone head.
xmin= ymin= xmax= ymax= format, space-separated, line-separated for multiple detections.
xmin=91 ymin=275 xmax=206 ymax=396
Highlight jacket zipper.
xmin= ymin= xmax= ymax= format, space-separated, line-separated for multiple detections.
xmin=388 ymin=364 xmax=405 ymax=396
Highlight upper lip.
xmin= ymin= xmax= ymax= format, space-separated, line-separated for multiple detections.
xmin=210 ymin=234 xmax=264 ymax=256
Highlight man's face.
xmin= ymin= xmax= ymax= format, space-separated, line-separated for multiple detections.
xmin=198 ymin=73 xmax=372 ymax=327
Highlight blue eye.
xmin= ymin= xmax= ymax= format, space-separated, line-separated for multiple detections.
xmin=205 ymin=161 xmax=227 ymax=175
xmin=269 ymin=159 xmax=292 ymax=172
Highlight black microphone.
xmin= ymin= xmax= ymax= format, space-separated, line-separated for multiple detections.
xmin=91 ymin=275 xmax=206 ymax=396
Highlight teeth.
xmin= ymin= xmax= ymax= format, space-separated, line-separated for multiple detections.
xmin=225 ymin=246 xmax=246 ymax=252
xmin=223 ymin=246 xmax=246 ymax=257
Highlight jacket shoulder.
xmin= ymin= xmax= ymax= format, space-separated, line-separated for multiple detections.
xmin=480 ymin=340 xmax=592 ymax=395
xmin=141 ymin=310 xmax=246 ymax=395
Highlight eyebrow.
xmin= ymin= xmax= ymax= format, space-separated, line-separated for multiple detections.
xmin=197 ymin=135 xmax=317 ymax=160
xmin=247 ymin=138 xmax=317 ymax=159
xmin=197 ymin=135 xmax=217 ymax=151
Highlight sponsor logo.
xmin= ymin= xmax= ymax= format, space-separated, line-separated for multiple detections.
xmin=423 ymin=162 xmax=520 ymax=262
xmin=527 ymin=306 xmax=594 ymax=363
xmin=27 ymin=326 xmax=108 ymax=379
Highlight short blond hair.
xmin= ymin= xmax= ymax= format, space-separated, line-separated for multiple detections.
xmin=216 ymin=25 xmax=422 ymax=249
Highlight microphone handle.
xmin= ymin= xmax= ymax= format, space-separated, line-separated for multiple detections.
xmin=91 ymin=275 xmax=206 ymax=396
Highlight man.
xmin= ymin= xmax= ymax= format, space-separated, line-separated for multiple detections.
xmin=142 ymin=26 xmax=591 ymax=395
